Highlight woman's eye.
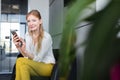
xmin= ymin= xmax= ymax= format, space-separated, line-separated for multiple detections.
xmin=27 ymin=19 xmax=37 ymax=23
xmin=27 ymin=20 xmax=30 ymax=23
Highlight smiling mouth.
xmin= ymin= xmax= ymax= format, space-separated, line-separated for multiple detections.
xmin=30 ymin=26 xmax=34 ymax=28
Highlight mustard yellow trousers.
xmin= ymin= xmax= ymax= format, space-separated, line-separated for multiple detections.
xmin=15 ymin=57 xmax=54 ymax=80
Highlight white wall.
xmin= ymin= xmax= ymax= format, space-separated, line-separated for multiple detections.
xmin=28 ymin=0 xmax=49 ymax=32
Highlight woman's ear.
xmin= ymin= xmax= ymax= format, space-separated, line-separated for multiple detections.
xmin=40 ymin=19 xmax=42 ymax=24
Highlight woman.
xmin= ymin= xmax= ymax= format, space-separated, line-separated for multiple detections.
xmin=13 ymin=10 xmax=55 ymax=80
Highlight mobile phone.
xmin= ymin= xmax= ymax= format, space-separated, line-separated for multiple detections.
xmin=11 ymin=30 xmax=23 ymax=47
xmin=11 ymin=30 xmax=17 ymax=36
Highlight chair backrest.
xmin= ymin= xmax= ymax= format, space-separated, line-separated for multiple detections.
xmin=53 ymin=49 xmax=59 ymax=61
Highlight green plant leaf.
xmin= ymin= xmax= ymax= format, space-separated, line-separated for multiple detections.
xmin=58 ymin=0 xmax=95 ymax=79
xmin=82 ymin=0 xmax=120 ymax=80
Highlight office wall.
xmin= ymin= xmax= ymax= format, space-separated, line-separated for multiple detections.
xmin=28 ymin=0 xmax=49 ymax=32
xmin=49 ymin=0 xmax=64 ymax=49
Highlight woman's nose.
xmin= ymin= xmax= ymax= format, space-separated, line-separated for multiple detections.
xmin=29 ymin=22 xmax=33 ymax=25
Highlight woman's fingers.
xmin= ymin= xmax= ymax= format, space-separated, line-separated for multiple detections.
xmin=14 ymin=42 xmax=20 ymax=47
xmin=12 ymin=34 xmax=21 ymax=47
xmin=13 ymin=35 xmax=20 ymax=42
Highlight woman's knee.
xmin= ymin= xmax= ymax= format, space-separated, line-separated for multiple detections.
xmin=16 ymin=58 xmax=27 ymax=66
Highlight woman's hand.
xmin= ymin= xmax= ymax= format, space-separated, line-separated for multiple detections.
xmin=18 ymin=38 xmax=26 ymax=54
xmin=13 ymin=34 xmax=34 ymax=59
xmin=13 ymin=34 xmax=26 ymax=56
xmin=13 ymin=34 xmax=21 ymax=48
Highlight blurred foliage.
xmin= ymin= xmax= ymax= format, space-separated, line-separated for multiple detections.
xmin=82 ymin=0 xmax=120 ymax=80
xmin=58 ymin=0 xmax=120 ymax=80
xmin=58 ymin=0 xmax=95 ymax=80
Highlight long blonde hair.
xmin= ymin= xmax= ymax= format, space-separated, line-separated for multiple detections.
xmin=26 ymin=10 xmax=44 ymax=52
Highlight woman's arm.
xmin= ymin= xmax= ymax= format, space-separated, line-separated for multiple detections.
xmin=13 ymin=34 xmax=34 ymax=59
xmin=18 ymin=38 xmax=34 ymax=59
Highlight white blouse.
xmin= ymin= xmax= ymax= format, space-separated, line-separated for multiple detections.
xmin=25 ymin=31 xmax=55 ymax=64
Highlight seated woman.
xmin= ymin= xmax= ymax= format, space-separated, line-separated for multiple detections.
xmin=12 ymin=10 xmax=56 ymax=80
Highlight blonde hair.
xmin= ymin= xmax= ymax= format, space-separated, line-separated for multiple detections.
xmin=26 ymin=10 xmax=44 ymax=52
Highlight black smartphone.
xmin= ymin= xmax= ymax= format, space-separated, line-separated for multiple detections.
xmin=11 ymin=30 xmax=17 ymax=36
xmin=11 ymin=30 xmax=23 ymax=47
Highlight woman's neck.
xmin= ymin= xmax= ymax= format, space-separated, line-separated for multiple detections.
xmin=30 ymin=30 xmax=39 ymax=45
xmin=31 ymin=30 xmax=39 ymax=38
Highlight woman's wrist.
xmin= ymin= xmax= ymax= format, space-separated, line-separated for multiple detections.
xmin=20 ymin=50 xmax=28 ymax=57
xmin=24 ymin=50 xmax=34 ymax=60
xmin=23 ymin=50 xmax=28 ymax=57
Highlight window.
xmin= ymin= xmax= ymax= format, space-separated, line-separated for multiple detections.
xmin=0 ymin=0 xmax=28 ymax=73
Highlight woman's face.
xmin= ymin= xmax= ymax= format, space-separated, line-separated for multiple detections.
xmin=27 ymin=15 xmax=42 ymax=31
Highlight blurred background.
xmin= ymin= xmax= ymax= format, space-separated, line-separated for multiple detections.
xmin=0 ymin=0 xmax=113 ymax=80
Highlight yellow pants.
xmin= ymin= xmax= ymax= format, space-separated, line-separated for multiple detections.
xmin=15 ymin=57 xmax=54 ymax=80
